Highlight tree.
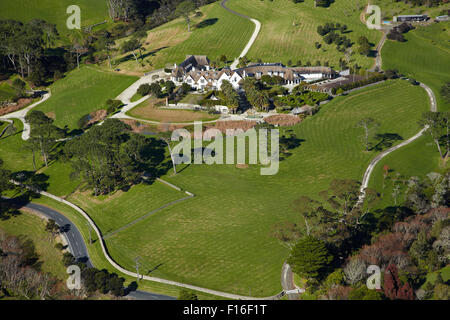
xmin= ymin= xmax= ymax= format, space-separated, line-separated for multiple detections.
xmin=122 ymin=38 xmax=141 ymax=64
xmin=45 ymin=219 xmax=60 ymax=236
xmin=383 ymin=264 xmax=414 ymax=300
xmin=137 ymin=83 xmax=151 ymax=96
xmin=287 ymin=235 xmax=333 ymax=279
xmin=356 ymin=117 xmax=379 ymax=152
xmin=149 ymin=83 xmax=163 ymax=98
xmin=419 ymin=112 xmax=445 ymax=159
xmin=343 ymin=257 xmax=366 ymax=285
xmin=441 ymin=83 xmax=450 ymax=104
xmin=165 ymin=80 xmax=176 ymax=96
xmin=176 ymin=1 xmax=196 ymax=32
xmin=25 ymin=111 xmax=64 ymax=167
xmin=292 ymin=196 xmax=321 ymax=235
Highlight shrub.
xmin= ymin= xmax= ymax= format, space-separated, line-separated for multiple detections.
xmin=137 ymin=83 xmax=151 ymax=96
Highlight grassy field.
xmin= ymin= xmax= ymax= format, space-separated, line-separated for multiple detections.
xmin=128 ymin=97 xmax=220 ymax=123
xmin=226 ymin=0 xmax=381 ymax=69
xmin=382 ymin=21 xmax=450 ymax=111
xmin=109 ymin=2 xmax=254 ymax=74
xmin=96 ymin=80 xmax=429 ymax=296
xmin=35 ymin=66 xmax=137 ymax=130
xmin=0 ymin=211 xmax=67 ymax=280
xmin=21 ymin=195 xmax=224 ymax=299
xmin=0 ymin=0 xmax=110 ymax=35
xmin=0 ymin=82 xmax=16 ymax=101
xmin=67 ymin=182 xmax=187 ymax=235
xmin=0 ymin=119 xmax=41 ymax=172
xmin=368 ymin=134 xmax=447 ymax=209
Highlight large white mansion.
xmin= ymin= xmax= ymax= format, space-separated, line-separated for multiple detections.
xmin=171 ymin=55 xmax=338 ymax=91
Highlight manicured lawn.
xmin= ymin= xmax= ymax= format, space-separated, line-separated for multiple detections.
xmin=109 ymin=2 xmax=254 ymax=73
xmin=67 ymin=182 xmax=187 ymax=235
xmin=24 ymin=196 xmax=223 ymax=299
xmin=0 ymin=211 xmax=67 ymax=280
xmin=35 ymin=66 xmax=137 ymax=130
xmin=102 ymin=80 xmax=429 ymax=297
xmin=226 ymin=0 xmax=381 ymax=69
xmin=368 ymin=134 xmax=447 ymax=209
xmin=0 ymin=81 xmax=15 ymax=101
xmin=382 ymin=21 xmax=450 ymax=111
xmin=0 ymin=0 xmax=110 ymax=36
xmin=0 ymin=119 xmax=41 ymax=172
xmin=128 ymin=97 xmax=219 ymax=123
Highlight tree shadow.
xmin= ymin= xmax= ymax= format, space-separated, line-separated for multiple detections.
xmin=195 ymin=18 xmax=219 ymax=29
xmin=370 ymin=133 xmax=403 ymax=151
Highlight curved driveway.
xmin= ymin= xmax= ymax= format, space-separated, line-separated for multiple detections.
xmin=221 ymin=0 xmax=261 ymax=70
xmin=358 ymin=81 xmax=437 ymax=203
xmin=0 ymin=90 xmax=51 ymax=140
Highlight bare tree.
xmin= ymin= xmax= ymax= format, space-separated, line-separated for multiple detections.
xmin=356 ymin=117 xmax=379 ymax=152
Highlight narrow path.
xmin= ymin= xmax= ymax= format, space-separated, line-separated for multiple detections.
xmin=358 ymin=81 xmax=437 ymax=203
xmin=221 ymin=0 xmax=261 ymax=70
xmin=0 ymin=90 xmax=51 ymax=140
xmin=281 ymin=263 xmax=303 ymax=300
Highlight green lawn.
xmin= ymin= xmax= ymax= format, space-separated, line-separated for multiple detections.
xmin=0 ymin=81 xmax=16 ymax=101
xmin=99 ymin=80 xmax=429 ymax=297
xmin=111 ymin=2 xmax=254 ymax=73
xmin=35 ymin=66 xmax=137 ymax=130
xmin=0 ymin=211 xmax=67 ymax=280
xmin=0 ymin=0 xmax=110 ymax=36
xmin=226 ymin=0 xmax=381 ymax=69
xmin=67 ymin=182 xmax=187 ymax=235
xmin=0 ymin=119 xmax=42 ymax=172
xmin=369 ymin=22 xmax=450 ymax=207
xmin=368 ymin=134 xmax=447 ymax=209
xmin=382 ymin=21 xmax=450 ymax=111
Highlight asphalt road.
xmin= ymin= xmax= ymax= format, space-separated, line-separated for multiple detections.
xmin=19 ymin=202 xmax=175 ymax=300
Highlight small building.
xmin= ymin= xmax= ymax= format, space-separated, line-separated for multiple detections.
xmin=436 ymin=15 xmax=450 ymax=22
xmin=393 ymin=15 xmax=429 ymax=23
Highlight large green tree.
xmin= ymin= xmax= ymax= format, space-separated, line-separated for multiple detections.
xmin=288 ymin=235 xmax=333 ymax=279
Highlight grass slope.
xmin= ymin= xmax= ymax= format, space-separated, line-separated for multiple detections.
xmin=0 ymin=120 xmax=41 ymax=171
xmin=35 ymin=66 xmax=137 ymax=130
xmin=111 ymin=2 xmax=254 ymax=73
xmin=226 ymin=0 xmax=381 ymax=69
xmin=98 ymin=80 xmax=429 ymax=296
xmin=382 ymin=21 xmax=450 ymax=111
xmin=0 ymin=0 xmax=109 ymax=34
xmin=0 ymin=211 xmax=67 ymax=280
xmin=67 ymin=182 xmax=188 ymax=235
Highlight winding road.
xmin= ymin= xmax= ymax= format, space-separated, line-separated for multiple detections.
xmin=221 ymin=0 xmax=261 ymax=70
xmin=0 ymin=2 xmax=440 ymax=301
xmin=0 ymin=90 xmax=51 ymax=140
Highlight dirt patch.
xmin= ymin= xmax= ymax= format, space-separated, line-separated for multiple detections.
xmin=87 ymin=109 xmax=108 ymax=126
xmin=0 ymin=98 xmax=33 ymax=116
xmin=236 ymin=164 xmax=249 ymax=169
xmin=206 ymin=120 xmax=258 ymax=134
xmin=46 ymin=112 xmax=56 ymax=120
xmin=264 ymin=114 xmax=301 ymax=126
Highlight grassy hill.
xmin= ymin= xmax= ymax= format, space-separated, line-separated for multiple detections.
xmin=382 ymin=21 xmax=450 ymax=111
xmin=0 ymin=0 xmax=110 ymax=34
xmin=0 ymin=211 xmax=67 ymax=280
xmin=35 ymin=66 xmax=137 ymax=130
xmin=225 ymin=0 xmax=381 ymax=69
xmin=111 ymin=2 xmax=254 ymax=74
xmin=64 ymin=80 xmax=429 ymax=296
